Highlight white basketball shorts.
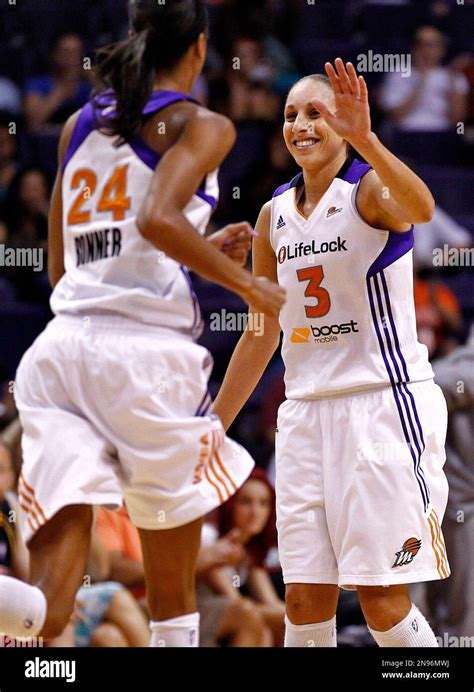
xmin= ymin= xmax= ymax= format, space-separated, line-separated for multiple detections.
xmin=275 ymin=379 xmax=450 ymax=588
xmin=14 ymin=315 xmax=254 ymax=545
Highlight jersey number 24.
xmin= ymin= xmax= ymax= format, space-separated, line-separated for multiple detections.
xmin=67 ymin=166 xmax=131 ymax=225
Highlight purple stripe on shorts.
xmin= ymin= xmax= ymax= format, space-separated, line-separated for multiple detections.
xmin=367 ymin=274 xmax=429 ymax=510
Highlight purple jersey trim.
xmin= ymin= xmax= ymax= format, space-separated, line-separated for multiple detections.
xmin=367 ymin=228 xmax=414 ymax=278
xmin=340 ymin=158 xmax=372 ymax=184
xmin=271 ymin=158 xmax=373 ymax=200
xmin=196 ymin=189 xmax=218 ymax=210
xmin=272 ymin=173 xmax=302 ymax=199
xmin=62 ymin=89 xmax=198 ymax=173
xmin=142 ymin=90 xmax=198 ymax=116
xmin=128 ymin=137 xmax=161 ymax=171
xmin=62 ymin=101 xmax=96 ymax=173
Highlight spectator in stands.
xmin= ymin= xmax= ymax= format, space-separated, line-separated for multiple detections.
xmin=0 ymin=119 xmax=19 ymax=205
xmin=414 ymin=269 xmax=462 ymax=357
xmin=413 ymin=205 xmax=472 ymax=270
xmin=23 ymin=32 xmax=90 ymax=133
xmin=380 ymin=26 xmax=468 ymax=129
xmin=197 ymin=521 xmax=272 ymax=646
xmin=96 ymin=502 xmax=278 ymax=646
xmin=379 ymin=26 xmax=468 ymax=162
xmin=226 ymin=35 xmax=280 ymax=122
xmin=428 ymin=331 xmax=474 ymax=638
xmin=95 ymin=506 xmax=146 ymax=604
xmin=198 ymin=469 xmax=285 ymax=646
xmin=1 ymin=167 xmax=51 ymax=303
xmin=3 ymin=167 xmax=50 ymax=247
xmin=74 ymin=531 xmax=149 ymax=647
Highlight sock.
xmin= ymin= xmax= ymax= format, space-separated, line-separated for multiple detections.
xmin=368 ymin=604 xmax=438 ymax=647
xmin=149 ymin=612 xmax=200 ymax=647
xmin=0 ymin=575 xmax=47 ymax=638
xmin=284 ymin=614 xmax=337 ymax=647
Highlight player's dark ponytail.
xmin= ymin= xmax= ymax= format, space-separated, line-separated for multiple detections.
xmin=92 ymin=0 xmax=208 ymax=146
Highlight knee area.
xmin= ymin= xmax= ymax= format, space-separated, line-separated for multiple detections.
xmin=285 ymin=585 xmax=336 ymax=624
xmin=358 ymin=587 xmax=411 ymax=631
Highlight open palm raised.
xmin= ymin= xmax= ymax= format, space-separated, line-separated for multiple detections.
xmin=311 ymin=58 xmax=372 ymax=147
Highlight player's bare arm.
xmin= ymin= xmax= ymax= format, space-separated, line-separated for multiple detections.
xmin=312 ymin=58 xmax=435 ymax=231
xmin=48 ymin=111 xmax=80 ymax=288
xmin=137 ymin=110 xmax=284 ymax=317
xmin=213 ymin=201 xmax=282 ymax=431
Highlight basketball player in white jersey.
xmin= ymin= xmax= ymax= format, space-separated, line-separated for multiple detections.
xmin=0 ymin=0 xmax=285 ymax=647
xmin=214 ymin=59 xmax=450 ymax=647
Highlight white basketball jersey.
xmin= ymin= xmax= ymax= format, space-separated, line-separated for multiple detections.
xmin=51 ymin=90 xmax=219 ymax=338
xmin=270 ymin=158 xmax=433 ymax=399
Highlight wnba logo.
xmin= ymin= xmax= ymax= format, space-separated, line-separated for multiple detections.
xmin=278 ymin=246 xmax=286 ymax=263
xmin=392 ymin=537 xmax=422 ymax=568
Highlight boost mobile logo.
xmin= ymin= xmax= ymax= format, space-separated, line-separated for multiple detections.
xmin=291 ymin=321 xmax=359 ymax=344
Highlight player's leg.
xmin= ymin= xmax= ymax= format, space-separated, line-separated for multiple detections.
xmin=275 ymin=400 xmax=340 ymax=647
xmin=358 ymin=584 xmax=438 ymax=646
xmin=276 ymin=400 xmax=340 ymax=647
xmin=285 ymin=583 xmax=339 ymax=647
xmin=138 ymin=516 xmax=203 ymax=647
xmin=0 ymin=504 xmax=92 ymax=639
xmin=325 ymin=381 xmax=449 ymax=648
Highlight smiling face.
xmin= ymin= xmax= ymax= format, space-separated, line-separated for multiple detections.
xmin=283 ymin=77 xmax=347 ymax=171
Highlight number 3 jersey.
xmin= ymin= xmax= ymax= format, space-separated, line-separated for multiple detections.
xmin=51 ymin=90 xmax=219 ymax=338
xmin=270 ymin=157 xmax=433 ymax=399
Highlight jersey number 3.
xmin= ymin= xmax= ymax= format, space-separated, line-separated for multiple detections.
xmin=67 ymin=166 xmax=131 ymax=225
xmin=296 ymin=265 xmax=331 ymax=318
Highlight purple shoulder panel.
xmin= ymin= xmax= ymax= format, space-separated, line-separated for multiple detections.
xmin=341 ymin=158 xmax=372 ymax=184
xmin=367 ymin=228 xmax=414 ymax=278
xmin=62 ymin=101 xmax=96 ymax=173
xmin=143 ymin=90 xmax=198 ymax=116
xmin=272 ymin=172 xmax=302 ymax=198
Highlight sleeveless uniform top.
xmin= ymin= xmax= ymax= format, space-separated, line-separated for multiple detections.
xmin=270 ymin=157 xmax=433 ymax=399
xmin=51 ymin=90 xmax=219 ymax=339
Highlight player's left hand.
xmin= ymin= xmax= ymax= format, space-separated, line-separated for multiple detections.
xmin=208 ymin=222 xmax=255 ymax=267
xmin=310 ymin=58 xmax=372 ymax=147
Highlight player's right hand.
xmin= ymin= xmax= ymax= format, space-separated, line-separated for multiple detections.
xmin=241 ymin=276 xmax=286 ymax=318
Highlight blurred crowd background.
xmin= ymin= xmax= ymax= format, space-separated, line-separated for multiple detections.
xmin=0 ymin=0 xmax=473 ymax=647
